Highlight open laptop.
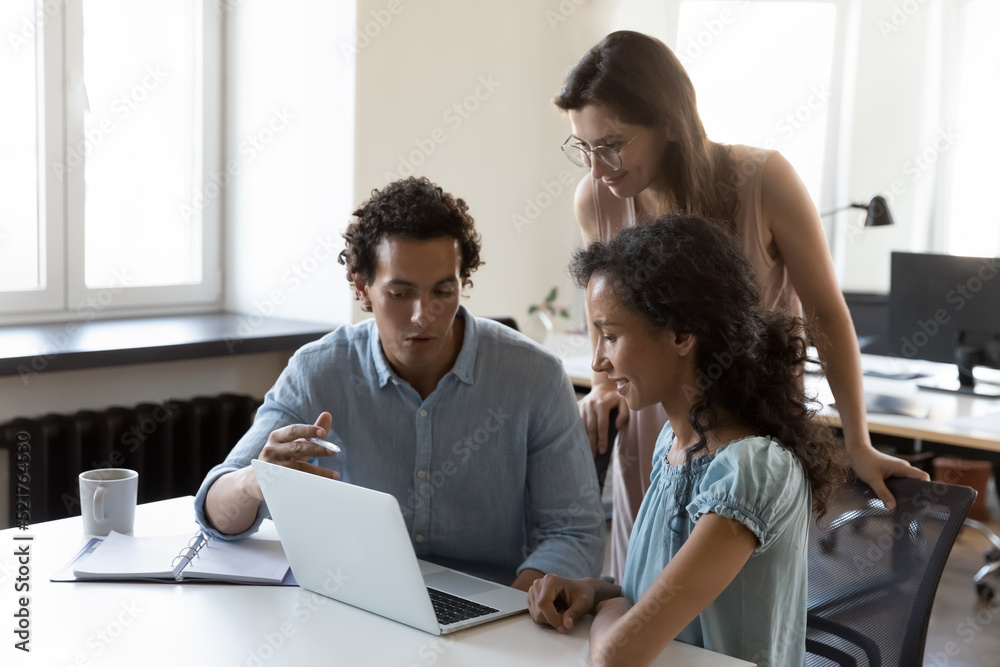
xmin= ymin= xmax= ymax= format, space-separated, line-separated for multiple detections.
xmin=251 ymin=459 xmax=528 ymax=635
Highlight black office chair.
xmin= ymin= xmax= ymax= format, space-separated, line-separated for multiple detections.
xmin=488 ymin=316 xmax=519 ymax=332
xmin=588 ymin=408 xmax=618 ymax=495
xmin=806 ymin=477 xmax=976 ymax=666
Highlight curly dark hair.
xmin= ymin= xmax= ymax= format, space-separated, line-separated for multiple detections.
xmin=570 ymin=214 xmax=847 ymax=518
xmin=338 ymin=177 xmax=483 ymax=307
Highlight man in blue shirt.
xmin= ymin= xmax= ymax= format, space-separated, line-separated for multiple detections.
xmin=195 ymin=177 xmax=605 ymax=590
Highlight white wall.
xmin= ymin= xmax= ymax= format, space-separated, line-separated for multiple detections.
xmin=0 ymin=351 xmax=291 ymax=422
xmin=224 ymin=0 xmax=356 ymax=327
xmin=352 ymin=0 xmax=618 ymax=339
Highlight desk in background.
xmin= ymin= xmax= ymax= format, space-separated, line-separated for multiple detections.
xmin=564 ymin=352 xmax=1000 ymax=459
xmin=0 ymin=497 xmax=753 ymax=666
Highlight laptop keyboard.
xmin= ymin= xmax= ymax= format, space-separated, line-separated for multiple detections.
xmin=427 ymin=587 xmax=499 ymax=626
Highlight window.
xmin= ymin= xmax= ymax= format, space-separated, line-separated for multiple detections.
xmin=1 ymin=0 xmax=41 ymax=294
xmin=675 ymin=1 xmax=839 ymax=206
xmin=0 ymin=0 xmax=221 ymax=322
xmin=939 ymin=0 xmax=1000 ymax=258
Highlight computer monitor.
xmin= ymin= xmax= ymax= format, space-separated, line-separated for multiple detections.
xmin=888 ymin=251 xmax=1000 ymax=398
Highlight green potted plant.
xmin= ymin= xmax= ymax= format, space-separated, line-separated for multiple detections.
xmin=528 ymin=286 xmax=571 ymax=343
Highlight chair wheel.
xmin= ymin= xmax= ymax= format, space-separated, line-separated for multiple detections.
xmin=985 ymin=548 xmax=1000 ymax=564
xmin=976 ymin=582 xmax=997 ymax=604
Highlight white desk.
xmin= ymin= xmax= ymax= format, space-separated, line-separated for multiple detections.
xmin=0 ymin=497 xmax=753 ymax=667
xmin=565 ymin=352 xmax=1000 ymax=456
xmin=812 ymin=355 xmax=1000 ymax=455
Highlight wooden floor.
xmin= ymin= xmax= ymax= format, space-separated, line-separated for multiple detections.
xmin=924 ymin=481 xmax=1000 ymax=667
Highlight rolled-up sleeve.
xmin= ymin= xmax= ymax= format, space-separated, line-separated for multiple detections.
xmin=520 ymin=367 xmax=606 ymax=578
xmin=193 ymin=362 xmax=311 ymax=541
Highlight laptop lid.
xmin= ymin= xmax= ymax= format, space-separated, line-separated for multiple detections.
xmin=251 ymin=459 xmax=526 ymax=634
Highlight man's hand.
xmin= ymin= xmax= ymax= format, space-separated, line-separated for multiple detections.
xmin=578 ymin=384 xmax=629 ymax=456
xmin=527 ymin=575 xmax=607 ymax=632
xmin=204 ymin=412 xmax=340 ymax=535
xmin=248 ymin=412 xmax=340 ymax=500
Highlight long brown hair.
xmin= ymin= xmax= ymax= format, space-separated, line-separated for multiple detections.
xmin=555 ymin=31 xmax=736 ymax=222
xmin=570 ymin=215 xmax=848 ymax=518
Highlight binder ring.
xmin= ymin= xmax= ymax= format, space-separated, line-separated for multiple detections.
xmin=171 ymin=532 xmax=212 ymax=568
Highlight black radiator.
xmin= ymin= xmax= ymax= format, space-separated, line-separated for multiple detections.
xmin=0 ymin=393 xmax=261 ymax=528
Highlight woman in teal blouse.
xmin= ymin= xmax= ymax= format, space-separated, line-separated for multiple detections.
xmin=527 ymin=214 xmax=848 ymax=666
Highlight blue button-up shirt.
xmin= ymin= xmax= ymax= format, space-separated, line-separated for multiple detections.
xmin=194 ymin=307 xmax=606 ymax=582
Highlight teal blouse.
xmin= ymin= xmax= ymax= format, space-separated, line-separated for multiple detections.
xmin=620 ymin=423 xmax=811 ymax=666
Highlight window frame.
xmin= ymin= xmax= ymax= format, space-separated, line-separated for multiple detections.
xmin=0 ymin=0 xmax=223 ymax=325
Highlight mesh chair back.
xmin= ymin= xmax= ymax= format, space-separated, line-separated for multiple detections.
xmin=806 ymin=477 xmax=975 ymax=666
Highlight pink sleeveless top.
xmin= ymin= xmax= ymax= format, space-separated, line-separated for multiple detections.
xmin=590 ymin=144 xmax=802 ymax=316
xmin=591 ymin=144 xmax=803 ymax=581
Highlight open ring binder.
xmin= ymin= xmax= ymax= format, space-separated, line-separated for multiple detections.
xmin=62 ymin=529 xmax=290 ymax=584
xmin=170 ymin=532 xmax=213 ymax=579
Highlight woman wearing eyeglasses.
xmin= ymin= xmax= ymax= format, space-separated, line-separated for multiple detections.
xmin=557 ymin=30 xmax=927 ymax=584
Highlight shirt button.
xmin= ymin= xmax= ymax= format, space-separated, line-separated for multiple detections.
xmin=417 ymin=470 xmax=426 ymax=478
xmin=419 ymin=409 xmax=428 ymax=417
xmin=415 ymin=534 xmax=424 ymax=543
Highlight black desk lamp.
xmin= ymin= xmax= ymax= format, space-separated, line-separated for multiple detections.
xmin=821 ymin=195 xmax=895 ymax=227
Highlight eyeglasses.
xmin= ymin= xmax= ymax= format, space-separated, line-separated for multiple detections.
xmin=560 ymin=132 xmax=641 ymax=170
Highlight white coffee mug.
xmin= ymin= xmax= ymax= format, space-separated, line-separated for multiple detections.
xmin=79 ymin=468 xmax=138 ymax=536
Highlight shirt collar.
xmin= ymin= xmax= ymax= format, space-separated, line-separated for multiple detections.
xmin=369 ymin=305 xmax=479 ymax=389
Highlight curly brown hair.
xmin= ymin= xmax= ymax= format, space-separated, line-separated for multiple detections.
xmin=570 ymin=214 xmax=848 ymax=518
xmin=338 ymin=177 xmax=484 ymax=305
